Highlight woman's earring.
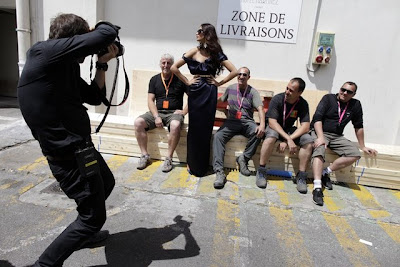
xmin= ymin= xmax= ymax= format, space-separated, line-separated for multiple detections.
xmin=203 ymin=43 xmax=207 ymax=49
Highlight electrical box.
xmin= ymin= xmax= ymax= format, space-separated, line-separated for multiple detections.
xmin=312 ymin=32 xmax=335 ymax=65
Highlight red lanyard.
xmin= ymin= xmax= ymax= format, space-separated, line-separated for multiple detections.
xmin=237 ymin=84 xmax=249 ymax=109
xmin=337 ymin=101 xmax=349 ymax=125
xmin=161 ymin=73 xmax=174 ymax=97
xmin=283 ymin=96 xmax=299 ymax=127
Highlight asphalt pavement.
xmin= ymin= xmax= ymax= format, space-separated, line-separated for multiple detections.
xmin=0 ymin=107 xmax=399 ymax=267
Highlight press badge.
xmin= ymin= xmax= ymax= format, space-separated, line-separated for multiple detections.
xmin=236 ymin=111 xmax=242 ymax=119
xmin=163 ymin=100 xmax=169 ymax=109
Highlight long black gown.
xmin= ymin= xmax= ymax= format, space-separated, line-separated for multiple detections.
xmin=183 ymin=52 xmax=228 ymax=177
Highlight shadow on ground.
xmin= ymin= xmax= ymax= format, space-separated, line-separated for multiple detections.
xmin=89 ymin=215 xmax=200 ymax=267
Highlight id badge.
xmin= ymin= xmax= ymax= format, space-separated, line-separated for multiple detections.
xmin=235 ymin=111 xmax=242 ymax=119
xmin=163 ymin=100 xmax=169 ymax=109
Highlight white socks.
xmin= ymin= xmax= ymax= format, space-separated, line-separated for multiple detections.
xmin=314 ymin=179 xmax=322 ymax=189
xmin=322 ymin=166 xmax=332 ymax=176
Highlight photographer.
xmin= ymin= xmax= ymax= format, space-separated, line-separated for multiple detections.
xmin=18 ymin=13 xmax=120 ymax=266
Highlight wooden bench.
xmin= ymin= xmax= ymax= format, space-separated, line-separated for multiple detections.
xmin=89 ymin=70 xmax=400 ymax=190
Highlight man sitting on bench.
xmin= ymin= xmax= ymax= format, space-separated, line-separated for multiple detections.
xmin=310 ymin=81 xmax=377 ymax=206
xmin=256 ymin=77 xmax=313 ymax=191
xmin=134 ymin=54 xmax=188 ymax=172
xmin=212 ymin=67 xmax=266 ymax=189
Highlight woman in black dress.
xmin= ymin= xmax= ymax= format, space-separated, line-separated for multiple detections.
xmin=171 ymin=23 xmax=237 ymax=177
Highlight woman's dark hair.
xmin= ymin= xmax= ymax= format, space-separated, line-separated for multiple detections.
xmin=49 ymin=13 xmax=89 ymax=39
xmin=200 ymin=23 xmax=224 ymax=76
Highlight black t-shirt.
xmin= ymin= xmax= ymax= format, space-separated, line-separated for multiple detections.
xmin=266 ymin=92 xmax=310 ymax=129
xmin=148 ymin=74 xmax=187 ymax=110
xmin=17 ymin=24 xmax=118 ymax=156
xmin=311 ymin=93 xmax=363 ymax=135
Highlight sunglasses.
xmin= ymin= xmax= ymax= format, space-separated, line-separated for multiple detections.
xmin=340 ymin=88 xmax=355 ymax=95
xmin=238 ymin=73 xmax=248 ymax=77
xmin=196 ymin=29 xmax=204 ymax=34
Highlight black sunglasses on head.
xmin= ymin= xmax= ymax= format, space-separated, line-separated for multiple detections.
xmin=340 ymin=88 xmax=355 ymax=95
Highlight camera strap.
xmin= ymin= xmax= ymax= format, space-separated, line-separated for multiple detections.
xmin=94 ymin=54 xmax=130 ymax=134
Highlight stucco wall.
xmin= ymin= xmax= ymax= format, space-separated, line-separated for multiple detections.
xmin=28 ymin=0 xmax=400 ymax=145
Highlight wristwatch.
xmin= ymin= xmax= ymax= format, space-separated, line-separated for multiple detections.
xmin=95 ymin=61 xmax=108 ymax=71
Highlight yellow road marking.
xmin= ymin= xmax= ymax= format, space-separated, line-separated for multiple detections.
xmin=348 ymin=184 xmax=381 ymax=209
xmin=324 ymin=190 xmax=341 ymax=212
xmin=269 ymin=206 xmax=313 ymax=266
xmin=211 ymin=171 xmax=240 ymax=267
xmin=197 ymin=177 xmax=215 ymax=194
xmin=161 ymin=167 xmax=197 ymax=190
xmin=269 ymin=180 xmax=289 ymax=205
xmin=19 ymin=183 xmax=34 ymax=194
xmin=127 ymin=161 xmax=162 ymax=182
xmin=390 ymin=190 xmax=400 ymax=200
xmin=106 ymin=155 xmax=129 ymax=171
xmin=377 ymin=222 xmax=400 ymax=243
xmin=368 ymin=210 xmax=391 ymax=219
xmin=323 ymin=213 xmax=379 ymax=266
xmin=0 ymin=180 xmax=18 ymax=190
xmin=18 ymin=156 xmax=47 ymax=172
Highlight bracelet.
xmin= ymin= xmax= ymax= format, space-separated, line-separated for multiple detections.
xmin=95 ymin=61 xmax=108 ymax=71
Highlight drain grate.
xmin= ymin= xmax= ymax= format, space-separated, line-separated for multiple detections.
xmin=40 ymin=181 xmax=63 ymax=195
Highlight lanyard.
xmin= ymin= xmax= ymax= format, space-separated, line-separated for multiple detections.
xmin=283 ymin=96 xmax=299 ymax=127
xmin=237 ymin=84 xmax=249 ymax=109
xmin=337 ymin=101 xmax=349 ymax=125
xmin=161 ymin=73 xmax=174 ymax=97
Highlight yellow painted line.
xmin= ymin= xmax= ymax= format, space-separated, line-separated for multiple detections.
xmin=211 ymin=199 xmax=240 ymax=267
xmin=269 ymin=206 xmax=313 ymax=266
xmin=127 ymin=160 xmax=162 ymax=183
xmin=323 ymin=213 xmax=379 ymax=266
xmin=324 ymin=190 xmax=341 ymax=212
xmin=390 ymin=190 xmax=400 ymax=200
xmin=368 ymin=210 xmax=391 ymax=219
xmin=18 ymin=156 xmax=47 ymax=172
xmin=377 ymin=221 xmax=400 ymax=243
xmin=348 ymin=184 xmax=381 ymax=210
xmin=197 ymin=177 xmax=215 ymax=194
xmin=0 ymin=181 xmax=18 ymax=189
xmin=19 ymin=183 xmax=34 ymax=194
xmin=161 ymin=167 xmax=197 ymax=190
xmin=242 ymin=188 xmax=264 ymax=201
xmin=269 ymin=180 xmax=289 ymax=206
xmin=106 ymin=155 xmax=129 ymax=171
xmin=211 ymin=170 xmax=240 ymax=267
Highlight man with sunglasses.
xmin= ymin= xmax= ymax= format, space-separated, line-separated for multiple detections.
xmin=213 ymin=67 xmax=265 ymax=189
xmin=256 ymin=78 xmax=314 ymax=191
xmin=310 ymin=81 xmax=377 ymax=206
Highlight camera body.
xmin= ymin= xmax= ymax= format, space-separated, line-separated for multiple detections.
xmin=98 ymin=40 xmax=124 ymax=57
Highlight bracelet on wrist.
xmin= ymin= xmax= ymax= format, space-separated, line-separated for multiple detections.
xmin=95 ymin=61 xmax=108 ymax=71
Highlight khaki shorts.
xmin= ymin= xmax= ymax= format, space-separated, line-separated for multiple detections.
xmin=311 ymin=131 xmax=361 ymax=161
xmin=139 ymin=110 xmax=184 ymax=131
xmin=264 ymin=126 xmax=314 ymax=147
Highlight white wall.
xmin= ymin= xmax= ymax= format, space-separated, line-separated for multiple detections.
xmin=29 ymin=0 xmax=400 ymax=145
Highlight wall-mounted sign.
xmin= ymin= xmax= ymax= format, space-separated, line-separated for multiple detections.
xmin=217 ymin=0 xmax=303 ymax=44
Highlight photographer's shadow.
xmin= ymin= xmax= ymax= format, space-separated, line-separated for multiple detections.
xmin=90 ymin=215 xmax=200 ymax=267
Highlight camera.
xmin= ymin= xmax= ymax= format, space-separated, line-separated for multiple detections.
xmin=98 ymin=40 xmax=124 ymax=57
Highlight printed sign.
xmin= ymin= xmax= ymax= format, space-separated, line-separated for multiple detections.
xmin=217 ymin=0 xmax=303 ymax=44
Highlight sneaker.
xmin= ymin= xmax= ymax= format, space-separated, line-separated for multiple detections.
xmin=162 ymin=157 xmax=173 ymax=172
xmin=312 ymin=188 xmax=324 ymax=206
xmin=137 ymin=154 xmax=150 ymax=170
xmin=214 ymin=170 xmax=227 ymax=189
xmin=322 ymin=173 xmax=333 ymax=190
xmin=78 ymin=230 xmax=109 ymax=250
xmin=296 ymin=171 xmax=308 ymax=194
xmin=256 ymin=167 xmax=268 ymax=188
xmin=236 ymin=155 xmax=251 ymax=176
